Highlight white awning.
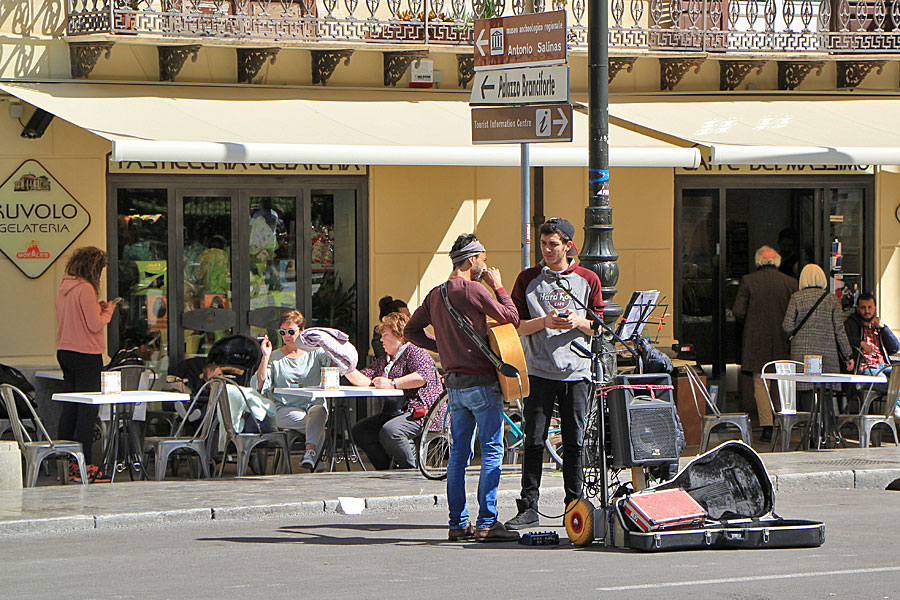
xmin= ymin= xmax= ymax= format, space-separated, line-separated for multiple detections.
xmin=0 ymin=82 xmax=700 ymax=168
xmin=609 ymin=95 xmax=900 ymax=166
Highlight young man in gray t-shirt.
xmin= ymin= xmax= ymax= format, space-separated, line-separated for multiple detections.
xmin=505 ymin=218 xmax=605 ymax=530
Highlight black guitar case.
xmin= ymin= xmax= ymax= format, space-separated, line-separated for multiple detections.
xmin=613 ymin=441 xmax=825 ymax=552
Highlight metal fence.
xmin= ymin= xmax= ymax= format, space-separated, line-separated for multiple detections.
xmin=66 ymin=0 xmax=900 ymax=52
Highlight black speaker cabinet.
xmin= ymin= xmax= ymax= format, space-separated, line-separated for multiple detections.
xmin=608 ymin=374 xmax=679 ymax=468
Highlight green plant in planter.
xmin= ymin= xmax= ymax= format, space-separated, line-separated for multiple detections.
xmin=312 ymin=271 xmax=357 ymax=335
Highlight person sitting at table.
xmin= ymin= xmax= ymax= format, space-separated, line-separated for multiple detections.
xmin=345 ymin=312 xmax=443 ymax=470
xmin=783 ymin=264 xmax=854 ymax=412
xmin=372 ymin=296 xmax=410 ymax=359
xmin=844 ymin=292 xmax=900 ymax=416
xmin=254 ymin=309 xmax=335 ymax=472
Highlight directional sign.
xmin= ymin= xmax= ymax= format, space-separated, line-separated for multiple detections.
xmin=470 ymin=65 xmax=569 ymax=106
xmin=471 ymin=103 xmax=573 ymax=144
xmin=474 ymin=10 xmax=567 ymax=71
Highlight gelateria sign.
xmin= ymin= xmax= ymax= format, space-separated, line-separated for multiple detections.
xmin=0 ymin=160 xmax=90 ymax=278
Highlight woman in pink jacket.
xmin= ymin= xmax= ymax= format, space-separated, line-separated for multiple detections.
xmin=56 ymin=247 xmax=116 ymax=483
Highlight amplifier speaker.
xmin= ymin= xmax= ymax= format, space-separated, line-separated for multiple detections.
xmin=608 ymin=374 xmax=679 ymax=468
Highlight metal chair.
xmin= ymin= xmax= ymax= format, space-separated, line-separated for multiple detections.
xmin=761 ymin=360 xmax=812 ymax=452
xmin=142 ymin=378 xmax=222 ymax=481
xmin=0 ymin=383 xmax=88 ymax=488
xmin=684 ymin=366 xmax=752 ymax=452
xmin=213 ymin=377 xmax=291 ymax=477
xmin=837 ymin=365 xmax=900 ymax=448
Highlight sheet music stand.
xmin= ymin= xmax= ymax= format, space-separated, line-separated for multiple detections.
xmin=615 ymin=290 xmax=661 ymax=342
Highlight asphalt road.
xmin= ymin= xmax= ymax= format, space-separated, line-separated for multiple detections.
xmin=5 ymin=488 xmax=900 ymax=599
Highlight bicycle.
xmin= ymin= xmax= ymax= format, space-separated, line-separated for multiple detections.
xmin=417 ymin=392 xmax=563 ymax=481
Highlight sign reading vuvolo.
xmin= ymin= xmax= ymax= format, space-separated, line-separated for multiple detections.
xmin=0 ymin=160 xmax=90 ymax=278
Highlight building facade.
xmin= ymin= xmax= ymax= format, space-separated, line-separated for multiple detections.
xmin=1 ymin=0 xmax=899 ymax=388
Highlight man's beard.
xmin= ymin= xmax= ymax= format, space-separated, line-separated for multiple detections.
xmin=861 ymin=314 xmax=875 ymax=324
xmin=471 ymin=264 xmax=484 ymax=282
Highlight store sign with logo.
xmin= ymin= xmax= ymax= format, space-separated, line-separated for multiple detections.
xmin=0 ymin=160 xmax=90 ymax=278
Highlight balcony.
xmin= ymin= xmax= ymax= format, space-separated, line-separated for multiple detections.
xmin=66 ymin=0 xmax=900 ymax=54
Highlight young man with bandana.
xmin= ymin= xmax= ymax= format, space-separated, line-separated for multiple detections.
xmin=404 ymin=233 xmax=521 ymax=542
xmin=505 ymin=218 xmax=605 ymax=530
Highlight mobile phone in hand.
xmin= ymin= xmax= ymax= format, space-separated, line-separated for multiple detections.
xmin=558 ymin=310 xmax=570 ymax=318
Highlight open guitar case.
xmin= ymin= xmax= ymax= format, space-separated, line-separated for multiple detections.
xmin=610 ymin=441 xmax=825 ymax=552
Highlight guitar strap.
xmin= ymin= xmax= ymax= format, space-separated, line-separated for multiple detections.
xmin=439 ymin=282 xmax=519 ymax=378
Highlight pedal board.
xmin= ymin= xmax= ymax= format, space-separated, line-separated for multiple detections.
xmin=519 ymin=531 xmax=560 ymax=546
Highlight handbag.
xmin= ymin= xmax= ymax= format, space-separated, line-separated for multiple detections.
xmin=787 ymin=290 xmax=830 ymax=348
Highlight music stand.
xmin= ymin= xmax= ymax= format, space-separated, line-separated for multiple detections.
xmin=615 ymin=290 xmax=660 ymax=342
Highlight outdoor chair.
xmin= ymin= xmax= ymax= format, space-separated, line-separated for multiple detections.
xmin=684 ymin=365 xmax=751 ymax=452
xmin=212 ymin=377 xmax=291 ymax=477
xmin=0 ymin=383 xmax=88 ymax=488
xmin=142 ymin=378 xmax=223 ymax=481
xmin=761 ymin=360 xmax=812 ymax=452
xmin=837 ymin=364 xmax=900 ymax=448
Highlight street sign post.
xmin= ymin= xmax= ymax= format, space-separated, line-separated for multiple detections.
xmin=473 ymin=10 xmax=567 ymax=71
xmin=471 ymin=103 xmax=572 ymax=144
xmin=470 ymin=65 xmax=569 ymax=106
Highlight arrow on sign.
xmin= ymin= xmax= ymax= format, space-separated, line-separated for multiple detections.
xmin=480 ymin=75 xmax=495 ymax=100
xmin=552 ymin=107 xmax=568 ymax=136
xmin=475 ymin=28 xmax=489 ymax=57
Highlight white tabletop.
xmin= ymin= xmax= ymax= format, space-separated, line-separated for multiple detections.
xmin=36 ymin=370 xmax=64 ymax=381
xmin=52 ymin=390 xmax=191 ymax=405
xmin=274 ymin=386 xmax=404 ymax=399
xmin=761 ymin=372 xmax=887 ymax=384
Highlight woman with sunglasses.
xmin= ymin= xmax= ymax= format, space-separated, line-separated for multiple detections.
xmin=255 ymin=309 xmax=332 ymax=471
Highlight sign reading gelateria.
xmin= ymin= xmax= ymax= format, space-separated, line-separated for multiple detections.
xmin=108 ymin=161 xmax=366 ymax=175
xmin=0 ymin=160 xmax=90 ymax=279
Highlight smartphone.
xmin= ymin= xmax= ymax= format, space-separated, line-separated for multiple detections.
xmin=558 ymin=310 xmax=570 ymax=318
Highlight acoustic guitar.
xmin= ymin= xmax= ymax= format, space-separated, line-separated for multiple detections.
xmin=488 ymin=321 xmax=530 ymax=403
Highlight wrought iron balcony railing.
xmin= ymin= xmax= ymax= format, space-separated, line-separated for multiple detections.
xmin=66 ymin=0 xmax=900 ymax=53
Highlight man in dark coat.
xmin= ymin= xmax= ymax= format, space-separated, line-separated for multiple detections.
xmin=733 ymin=246 xmax=799 ymax=441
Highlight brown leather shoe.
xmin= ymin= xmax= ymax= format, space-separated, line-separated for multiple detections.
xmin=448 ymin=522 xmax=475 ymax=541
xmin=474 ymin=522 xmax=520 ymax=542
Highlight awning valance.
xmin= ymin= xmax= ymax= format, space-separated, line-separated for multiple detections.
xmin=0 ymin=82 xmax=700 ymax=168
xmin=609 ymin=95 xmax=900 ymax=166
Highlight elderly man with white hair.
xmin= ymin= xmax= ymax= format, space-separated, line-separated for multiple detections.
xmin=733 ymin=246 xmax=799 ymax=442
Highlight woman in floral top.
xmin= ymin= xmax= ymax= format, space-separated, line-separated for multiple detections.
xmin=346 ymin=311 xmax=443 ymax=469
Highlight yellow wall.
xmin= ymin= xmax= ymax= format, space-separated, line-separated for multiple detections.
xmin=368 ymin=164 xmax=676 ymax=344
xmin=876 ymin=167 xmax=900 ymax=329
xmin=0 ymin=108 xmax=111 ymax=368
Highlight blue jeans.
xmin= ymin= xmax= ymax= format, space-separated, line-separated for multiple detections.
xmin=446 ymin=383 xmax=504 ymax=529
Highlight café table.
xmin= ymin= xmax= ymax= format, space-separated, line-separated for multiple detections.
xmin=51 ymin=390 xmax=190 ymax=481
xmin=760 ymin=372 xmax=886 ymax=450
xmin=275 ymin=386 xmax=404 ymax=472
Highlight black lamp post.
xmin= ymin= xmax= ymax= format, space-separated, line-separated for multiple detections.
xmin=579 ymin=0 xmax=620 ymax=382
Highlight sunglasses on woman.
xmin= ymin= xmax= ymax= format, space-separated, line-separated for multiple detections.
xmin=279 ymin=328 xmax=299 ymax=336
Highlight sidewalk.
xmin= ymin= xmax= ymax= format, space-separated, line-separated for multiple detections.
xmin=1 ymin=445 xmax=899 ymax=537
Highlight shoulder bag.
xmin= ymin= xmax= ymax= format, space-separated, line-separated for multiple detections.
xmin=787 ymin=290 xmax=830 ymax=348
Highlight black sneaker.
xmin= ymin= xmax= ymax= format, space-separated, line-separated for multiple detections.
xmin=504 ymin=499 xmax=539 ymax=530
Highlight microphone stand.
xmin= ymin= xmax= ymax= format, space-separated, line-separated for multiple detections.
xmin=547 ymin=275 xmax=634 ymax=544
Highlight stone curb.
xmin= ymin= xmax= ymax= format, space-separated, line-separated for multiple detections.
xmin=3 ymin=468 xmax=900 ymax=537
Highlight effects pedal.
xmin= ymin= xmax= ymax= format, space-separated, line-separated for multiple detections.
xmin=519 ymin=531 xmax=560 ymax=546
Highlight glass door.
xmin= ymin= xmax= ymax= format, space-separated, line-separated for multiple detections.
xmin=244 ymin=193 xmax=299 ymax=339
xmin=178 ymin=192 xmax=235 ymax=359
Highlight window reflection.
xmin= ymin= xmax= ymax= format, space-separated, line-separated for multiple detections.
xmin=116 ymin=188 xmax=169 ymax=372
xmin=310 ymin=190 xmax=357 ymax=343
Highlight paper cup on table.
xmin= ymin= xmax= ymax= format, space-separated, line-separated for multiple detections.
xmin=321 ymin=367 xmax=340 ymax=390
xmin=101 ymin=370 xmax=121 ymax=395
xmin=804 ymin=355 xmax=822 ymax=376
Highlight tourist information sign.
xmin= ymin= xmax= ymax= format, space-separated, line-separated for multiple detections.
xmin=469 ymin=65 xmax=569 ymax=106
xmin=473 ymin=10 xmax=567 ymax=71
xmin=471 ymin=103 xmax=573 ymax=144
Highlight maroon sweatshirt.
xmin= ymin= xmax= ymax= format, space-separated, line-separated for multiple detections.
xmin=404 ymin=276 xmax=519 ymax=376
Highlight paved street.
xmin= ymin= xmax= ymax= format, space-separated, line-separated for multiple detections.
xmin=4 ymin=487 xmax=900 ymax=599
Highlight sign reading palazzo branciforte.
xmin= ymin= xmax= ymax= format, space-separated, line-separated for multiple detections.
xmin=0 ymin=160 xmax=90 ymax=278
